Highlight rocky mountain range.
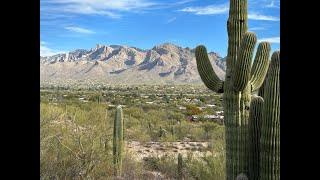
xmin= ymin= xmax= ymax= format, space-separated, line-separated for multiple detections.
xmin=40 ymin=43 xmax=226 ymax=85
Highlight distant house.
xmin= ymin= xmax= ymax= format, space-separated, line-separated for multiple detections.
xmin=191 ymin=99 xmax=200 ymax=103
xmin=178 ymin=106 xmax=186 ymax=110
xmin=146 ymin=102 xmax=154 ymax=104
xmin=187 ymin=115 xmax=195 ymax=121
xmin=188 ymin=114 xmax=224 ymax=125
xmin=204 ymin=115 xmax=219 ymax=119
xmin=216 ymin=111 xmax=224 ymax=115
xmin=199 ymin=106 xmax=207 ymax=110
xmin=206 ymin=104 xmax=216 ymax=107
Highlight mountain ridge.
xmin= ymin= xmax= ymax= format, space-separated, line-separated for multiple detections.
xmin=40 ymin=43 xmax=226 ymax=85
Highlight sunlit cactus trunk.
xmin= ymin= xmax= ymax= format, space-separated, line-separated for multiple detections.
xmin=195 ymin=0 xmax=273 ymax=179
xmin=259 ymin=52 xmax=280 ymax=180
xmin=248 ymin=96 xmax=264 ymax=180
xmin=113 ymin=105 xmax=124 ymax=177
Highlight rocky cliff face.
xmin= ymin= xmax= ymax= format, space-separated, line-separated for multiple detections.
xmin=40 ymin=43 xmax=226 ymax=85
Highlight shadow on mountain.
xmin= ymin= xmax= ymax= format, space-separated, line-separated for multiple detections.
xmin=110 ymin=69 xmax=127 ymax=74
xmin=124 ymin=60 xmax=135 ymax=66
xmin=49 ymin=72 xmax=57 ymax=77
xmin=138 ymin=61 xmax=156 ymax=71
xmin=159 ymin=71 xmax=173 ymax=77
xmin=84 ymin=62 xmax=98 ymax=73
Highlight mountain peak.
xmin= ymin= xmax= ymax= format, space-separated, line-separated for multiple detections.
xmin=40 ymin=43 xmax=226 ymax=85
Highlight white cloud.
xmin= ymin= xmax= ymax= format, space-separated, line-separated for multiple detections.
xmin=65 ymin=26 xmax=95 ymax=34
xmin=179 ymin=4 xmax=279 ymax=22
xmin=63 ymin=5 xmax=121 ymax=18
xmin=166 ymin=17 xmax=177 ymax=23
xmin=249 ymin=27 xmax=266 ymax=31
xmin=179 ymin=4 xmax=229 ymax=15
xmin=248 ymin=13 xmax=279 ymax=21
xmin=143 ymin=0 xmax=195 ymax=10
xmin=40 ymin=41 xmax=65 ymax=56
xmin=258 ymin=37 xmax=280 ymax=44
xmin=173 ymin=0 xmax=195 ymax=5
xmin=45 ymin=0 xmax=158 ymax=18
xmin=266 ymin=1 xmax=280 ymax=8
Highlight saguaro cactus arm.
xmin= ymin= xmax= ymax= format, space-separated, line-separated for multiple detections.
xmin=195 ymin=45 xmax=224 ymax=93
xmin=248 ymin=95 xmax=264 ymax=180
xmin=260 ymin=51 xmax=280 ymax=180
xmin=250 ymin=42 xmax=271 ymax=92
xmin=233 ymin=32 xmax=257 ymax=92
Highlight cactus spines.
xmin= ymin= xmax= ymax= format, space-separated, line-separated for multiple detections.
xmin=194 ymin=0 xmax=274 ymax=179
xmin=248 ymin=96 xmax=264 ymax=180
xmin=260 ymin=51 xmax=280 ymax=180
xmin=177 ymin=153 xmax=183 ymax=180
xmin=113 ymin=105 xmax=124 ymax=177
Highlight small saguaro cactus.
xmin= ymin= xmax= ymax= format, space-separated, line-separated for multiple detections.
xmin=171 ymin=125 xmax=175 ymax=136
xmin=259 ymin=51 xmax=280 ymax=180
xmin=113 ymin=105 xmax=124 ymax=177
xmin=159 ymin=126 xmax=167 ymax=137
xmin=147 ymin=120 xmax=152 ymax=134
xmin=194 ymin=0 xmax=274 ymax=179
xmin=177 ymin=153 xmax=183 ymax=180
xmin=248 ymin=96 xmax=264 ymax=180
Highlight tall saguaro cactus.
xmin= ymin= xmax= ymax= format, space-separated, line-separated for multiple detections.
xmin=195 ymin=0 xmax=273 ymax=179
xmin=113 ymin=105 xmax=124 ymax=177
xmin=259 ymin=52 xmax=280 ymax=180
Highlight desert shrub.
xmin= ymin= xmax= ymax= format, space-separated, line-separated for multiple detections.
xmin=175 ymin=120 xmax=193 ymax=140
xmin=188 ymin=126 xmax=205 ymax=141
xmin=184 ymin=154 xmax=226 ymax=180
xmin=41 ymin=88 xmax=226 ymax=180
xmin=40 ymin=102 xmax=114 ymax=180
xmin=201 ymin=122 xmax=218 ymax=140
xmin=122 ymin=153 xmax=144 ymax=179
xmin=186 ymin=105 xmax=202 ymax=116
xmin=143 ymin=155 xmax=176 ymax=179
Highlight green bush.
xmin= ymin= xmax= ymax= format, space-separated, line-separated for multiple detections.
xmin=41 ymin=88 xmax=226 ymax=179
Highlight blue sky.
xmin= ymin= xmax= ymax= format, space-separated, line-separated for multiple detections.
xmin=40 ymin=0 xmax=280 ymax=57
